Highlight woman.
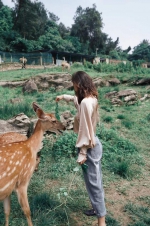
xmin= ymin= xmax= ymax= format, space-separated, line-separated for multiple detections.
xmin=56 ymin=71 xmax=106 ymax=226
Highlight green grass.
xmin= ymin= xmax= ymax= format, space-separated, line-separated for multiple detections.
xmin=124 ymin=202 xmax=150 ymax=226
xmin=0 ymin=67 xmax=150 ymax=226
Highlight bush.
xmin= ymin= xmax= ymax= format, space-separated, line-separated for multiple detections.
xmin=51 ymin=131 xmax=77 ymax=159
xmin=103 ymin=115 xmax=113 ymax=123
xmin=117 ymin=114 xmax=125 ymax=120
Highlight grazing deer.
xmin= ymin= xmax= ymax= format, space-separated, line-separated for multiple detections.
xmin=61 ymin=57 xmax=70 ymax=71
xmin=0 ymin=132 xmax=40 ymax=171
xmin=0 ymin=102 xmax=65 ymax=226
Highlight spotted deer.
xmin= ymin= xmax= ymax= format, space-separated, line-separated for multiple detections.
xmin=0 ymin=102 xmax=65 ymax=226
xmin=0 ymin=132 xmax=40 ymax=171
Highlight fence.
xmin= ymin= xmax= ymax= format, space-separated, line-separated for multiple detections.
xmin=0 ymin=51 xmax=53 ymax=65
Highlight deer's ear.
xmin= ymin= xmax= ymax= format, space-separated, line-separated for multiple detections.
xmin=49 ymin=114 xmax=57 ymax=122
xmin=36 ymin=108 xmax=46 ymax=119
xmin=32 ymin=102 xmax=41 ymax=113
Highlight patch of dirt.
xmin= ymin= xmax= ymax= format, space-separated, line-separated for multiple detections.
xmin=105 ymin=160 xmax=150 ymax=226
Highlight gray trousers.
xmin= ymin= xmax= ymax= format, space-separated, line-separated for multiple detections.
xmin=81 ymin=137 xmax=106 ymax=218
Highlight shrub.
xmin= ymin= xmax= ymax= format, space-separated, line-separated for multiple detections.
xmin=146 ymin=113 xmax=150 ymax=121
xmin=117 ymin=114 xmax=125 ymax=120
xmin=51 ymin=131 xmax=77 ymax=159
xmin=103 ymin=116 xmax=113 ymax=123
xmin=122 ymin=120 xmax=134 ymax=129
xmin=84 ymin=61 xmax=93 ymax=69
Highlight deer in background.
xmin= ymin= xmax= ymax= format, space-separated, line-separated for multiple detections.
xmin=0 ymin=102 xmax=65 ymax=226
xmin=19 ymin=57 xmax=27 ymax=69
xmin=61 ymin=57 xmax=70 ymax=71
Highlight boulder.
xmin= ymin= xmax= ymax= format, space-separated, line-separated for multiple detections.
xmin=0 ymin=113 xmax=30 ymax=135
xmin=22 ymin=79 xmax=38 ymax=93
xmin=60 ymin=111 xmax=74 ymax=130
xmin=117 ymin=89 xmax=137 ymax=97
xmin=108 ymin=78 xmax=120 ymax=85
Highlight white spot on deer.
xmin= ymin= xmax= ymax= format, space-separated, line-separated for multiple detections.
xmin=8 ymin=144 xmax=12 ymax=146
xmin=30 ymin=166 xmax=34 ymax=172
xmin=11 ymin=154 xmax=15 ymax=159
xmin=6 ymin=166 xmax=10 ymax=172
xmin=8 ymin=167 xmax=17 ymax=176
xmin=24 ymin=171 xmax=28 ymax=176
xmin=16 ymin=161 xmax=19 ymax=165
xmin=0 ymin=178 xmax=15 ymax=192
xmin=2 ymin=172 xmax=6 ymax=178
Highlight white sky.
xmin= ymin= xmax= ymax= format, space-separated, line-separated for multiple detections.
xmin=3 ymin=0 xmax=150 ymax=51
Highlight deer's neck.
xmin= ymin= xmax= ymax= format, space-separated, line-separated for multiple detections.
xmin=27 ymin=121 xmax=44 ymax=153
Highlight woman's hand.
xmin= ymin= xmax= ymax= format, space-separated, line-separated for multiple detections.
xmin=77 ymin=153 xmax=87 ymax=165
xmin=56 ymin=95 xmax=64 ymax=102
xmin=77 ymin=146 xmax=87 ymax=165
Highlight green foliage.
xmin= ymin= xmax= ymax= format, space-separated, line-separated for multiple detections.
xmin=96 ymin=124 xmax=143 ymax=179
xmin=146 ymin=113 xmax=150 ymax=121
xmin=101 ymin=105 xmax=113 ymax=112
xmin=103 ymin=115 xmax=113 ymax=123
xmin=31 ymin=193 xmax=59 ymax=212
xmin=0 ymin=6 xmax=13 ymax=34
xmin=71 ymin=4 xmax=104 ymax=54
xmin=0 ymin=1 xmax=121 ymax=55
xmin=84 ymin=61 xmax=93 ymax=69
xmin=109 ymin=49 xmax=120 ymax=59
xmin=122 ymin=119 xmax=134 ymax=129
xmin=55 ymin=102 xmax=60 ymax=120
xmin=106 ymin=215 xmax=121 ymax=226
xmin=117 ymin=114 xmax=126 ymax=119
xmin=51 ymin=131 xmax=77 ymax=159
xmin=112 ymin=160 xmax=131 ymax=178
xmin=129 ymin=40 xmax=150 ymax=62
xmin=0 ymin=101 xmax=33 ymax=120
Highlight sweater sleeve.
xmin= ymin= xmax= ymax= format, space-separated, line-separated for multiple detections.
xmin=63 ymin=94 xmax=74 ymax=102
xmin=76 ymin=99 xmax=96 ymax=149
xmin=63 ymin=94 xmax=79 ymax=109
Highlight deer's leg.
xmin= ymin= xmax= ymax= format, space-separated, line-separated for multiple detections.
xmin=16 ymin=185 xmax=33 ymax=226
xmin=3 ymin=196 xmax=10 ymax=226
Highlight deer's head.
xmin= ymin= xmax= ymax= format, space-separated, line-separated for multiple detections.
xmin=32 ymin=102 xmax=65 ymax=132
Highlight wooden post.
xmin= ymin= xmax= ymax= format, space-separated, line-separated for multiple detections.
xmin=40 ymin=56 xmax=42 ymax=66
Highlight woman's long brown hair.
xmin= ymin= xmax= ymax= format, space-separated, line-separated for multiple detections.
xmin=72 ymin=71 xmax=98 ymax=104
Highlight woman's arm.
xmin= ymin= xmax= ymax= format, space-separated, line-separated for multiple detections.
xmin=76 ymin=98 xmax=96 ymax=165
xmin=77 ymin=146 xmax=87 ymax=165
xmin=56 ymin=94 xmax=74 ymax=102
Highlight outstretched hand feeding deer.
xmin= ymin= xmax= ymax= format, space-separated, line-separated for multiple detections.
xmin=0 ymin=102 xmax=65 ymax=226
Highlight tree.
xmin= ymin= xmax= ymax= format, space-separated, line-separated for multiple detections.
xmin=48 ymin=12 xmax=59 ymax=23
xmin=109 ymin=50 xmax=120 ymax=60
xmin=71 ymin=4 xmax=104 ymax=54
xmin=12 ymin=0 xmax=48 ymax=40
xmin=58 ymin=22 xmax=70 ymax=39
xmin=104 ymin=37 xmax=119 ymax=55
xmin=0 ymin=6 xmax=13 ymax=34
xmin=128 ymin=40 xmax=150 ymax=62
xmin=0 ymin=0 xmax=3 ymax=9
xmin=0 ymin=5 xmax=15 ymax=51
